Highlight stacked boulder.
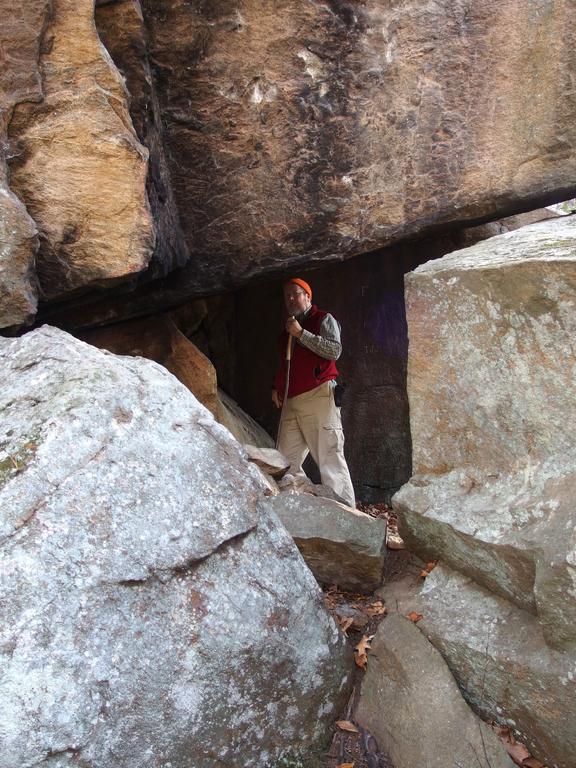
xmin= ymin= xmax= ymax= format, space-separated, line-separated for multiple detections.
xmin=393 ymin=215 xmax=576 ymax=768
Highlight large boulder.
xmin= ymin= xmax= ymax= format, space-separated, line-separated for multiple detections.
xmin=128 ymin=0 xmax=576 ymax=297
xmin=393 ymin=215 xmax=576 ymax=767
xmin=394 ymin=215 xmax=576 ymax=648
xmin=395 ymin=455 xmax=576 ymax=650
xmin=401 ymin=214 xmax=576 ymax=479
xmin=0 ymin=327 xmax=352 ymax=767
xmin=356 ymin=614 xmax=514 ymax=768
xmin=5 ymin=0 xmax=154 ymax=304
xmin=268 ymin=493 xmax=387 ymax=592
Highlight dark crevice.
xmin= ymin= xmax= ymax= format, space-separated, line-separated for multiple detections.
xmin=32 ymin=744 xmax=85 ymax=766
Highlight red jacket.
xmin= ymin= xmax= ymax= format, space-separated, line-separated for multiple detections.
xmin=274 ymin=305 xmax=339 ymax=398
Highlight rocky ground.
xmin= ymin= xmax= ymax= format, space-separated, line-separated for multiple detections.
xmin=299 ymin=503 xmax=400 ymax=768
xmin=295 ymin=498 xmax=551 ymax=768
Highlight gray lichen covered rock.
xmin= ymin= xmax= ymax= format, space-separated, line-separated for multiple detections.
xmin=356 ymin=614 xmax=514 ymax=768
xmin=407 ymin=566 xmax=576 ymax=768
xmin=393 ymin=215 xmax=576 ymax=767
xmin=395 ymin=215 xmax=576 ymax=648
xmin=0 ymin=327 xmax=352 ymax=768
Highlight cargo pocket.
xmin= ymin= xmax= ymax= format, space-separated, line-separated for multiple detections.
xmin=321 ymin=424 xmax=344 ymax=452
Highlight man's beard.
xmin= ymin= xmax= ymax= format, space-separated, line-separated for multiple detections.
xmin=294 ymin=305 xmax=311 ymax=320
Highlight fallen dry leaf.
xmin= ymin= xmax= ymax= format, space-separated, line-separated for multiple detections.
xmin=406 ymin=611 xmax=423 ymax=623
xmin=420 ymin=561 xmax=438 ymax=578
xmin=492 ymin=725 xmax=545 ymax=767
xmin=505 ymin=741 xmax=531 ymax=765
xmin=337 ymin=616 xmax=354 ymax=635
xmin=491 ymin=723 xmax=510 ymax=739
xmin=336 ymin=720 xmax=359 ymax=733
xmin=336 ymin=763 xmax=354 ymax=768
xmin=324 ymin=595 xmax=338 ymax=611
xmin=354 ymin=634 xmax=374 ymax=669
xmin=364 ymin=600 xmax=387 ymax=617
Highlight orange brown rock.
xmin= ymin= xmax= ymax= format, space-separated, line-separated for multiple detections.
xmin=7 ymin=0 xmax=154 ymax=301
xmin=80 ymin=315 xmax=219 ymax=417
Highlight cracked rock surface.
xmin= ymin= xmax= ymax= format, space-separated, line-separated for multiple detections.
xmin=356 ymin=614 xmax=514 ymax=768
xmin=0 ymin=326 xmax=351 ymax=768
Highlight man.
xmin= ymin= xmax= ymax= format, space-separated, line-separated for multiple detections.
xmin=272 ymin=278 xmax=356 ymax=508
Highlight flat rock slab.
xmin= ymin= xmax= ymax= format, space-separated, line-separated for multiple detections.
xmin=269 ymin=493 xmax=386 ymax=593
xmin=243 ymin=445 xmax=290 ymax=478
xmin=403 ymin=565 xmax=576 ymax=768
xmin=0 ymin=326 xmax=352 ymax=768
xmin=217 ymin=388 xmax=275 ymax=448
xmin=356 ymin=614 xmax=514 ymax=768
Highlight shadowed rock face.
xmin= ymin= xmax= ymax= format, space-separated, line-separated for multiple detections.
xmin=0 ymin=0 xmax=47 ymax=327
xmin=0 ymin=188 xmax=38 ymax=328
xmin=95 ymin=0 xmax=189 ymax=279
xmin=132 ymin=0 xmax=576 ymax=296
xmin=5 ymin=0 xmax=154 ymax=302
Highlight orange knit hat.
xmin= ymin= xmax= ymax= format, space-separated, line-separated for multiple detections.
xmin=284 ymin=277 xmax=312 ymax=300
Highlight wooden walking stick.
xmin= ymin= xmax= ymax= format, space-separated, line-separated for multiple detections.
xmin=275 ymin=322 xmax=294 ymax=450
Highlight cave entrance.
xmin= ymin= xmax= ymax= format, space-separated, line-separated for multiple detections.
xmin=233 ymin=260 xmax=414 ymax=504
xmin=190 ymin=204 xmax=568 ymax=504
xmin=187 ymin=242 xmax=435 ymax=505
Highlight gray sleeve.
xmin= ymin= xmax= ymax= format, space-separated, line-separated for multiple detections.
xmin=298 ymin=313 xmax=342 ymax=360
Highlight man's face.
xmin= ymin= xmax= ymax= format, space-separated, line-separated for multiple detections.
xmin=284 ymin=284 xmax=311 ymax=317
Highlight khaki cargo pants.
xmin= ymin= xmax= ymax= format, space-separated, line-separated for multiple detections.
xmin=278 ymin=381 xmax=356 ymax=508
